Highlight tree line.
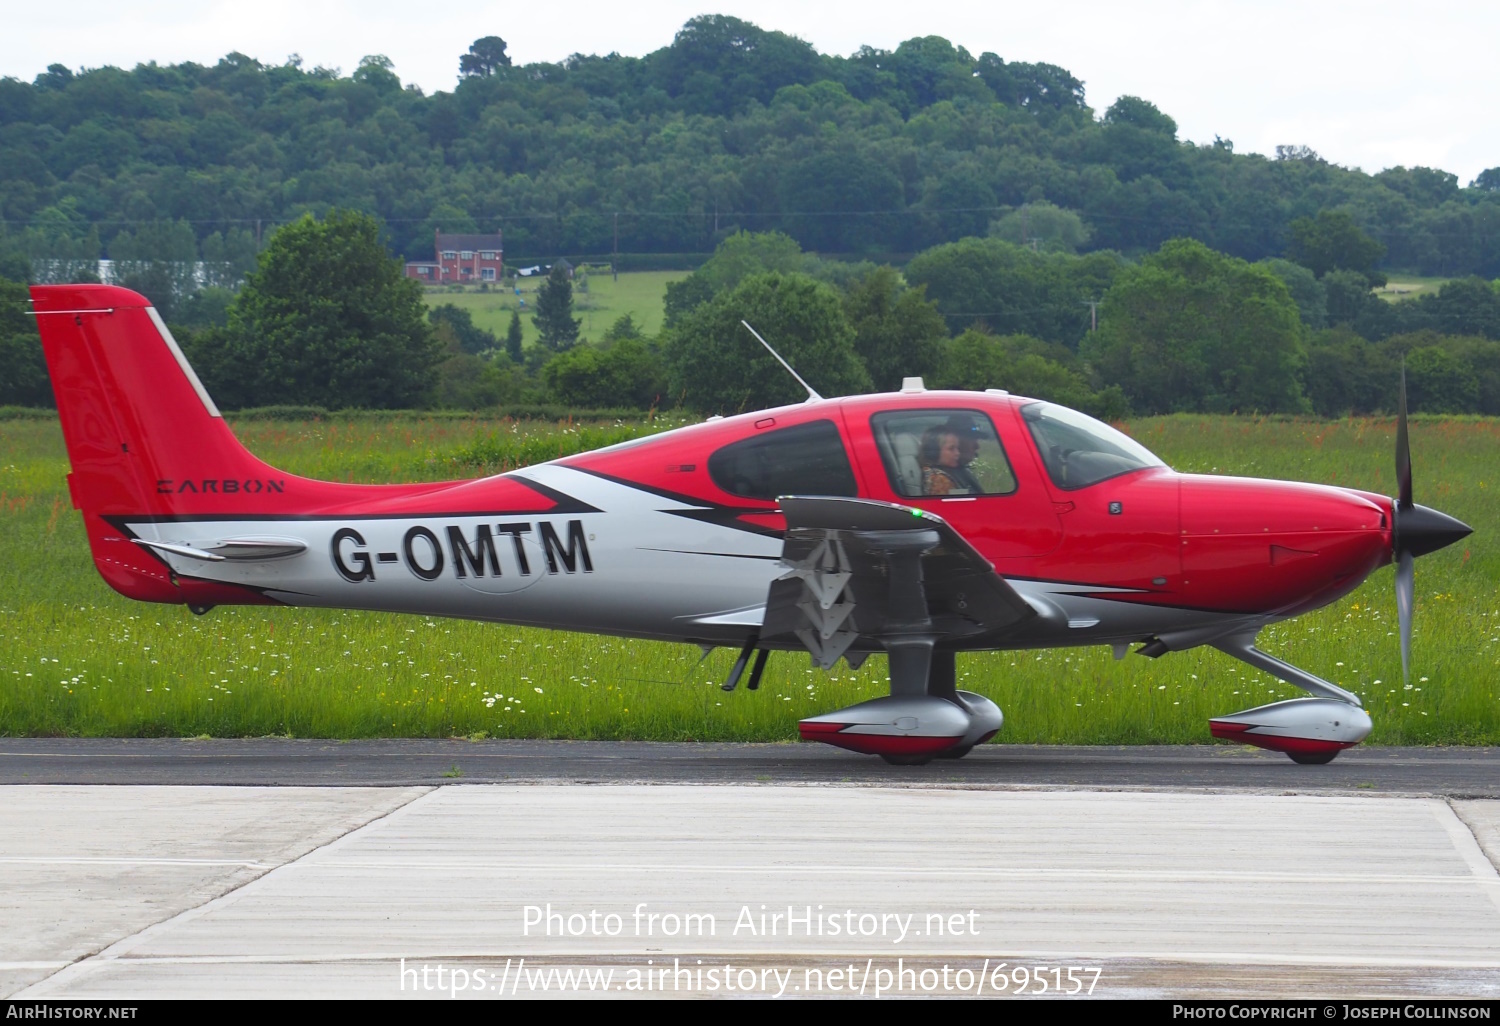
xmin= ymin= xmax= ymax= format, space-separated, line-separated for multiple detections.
xmin=6 ymin=208 xmax=1495 ymax=419
xmin=2 ymin=15 xmax=1500 ymax=284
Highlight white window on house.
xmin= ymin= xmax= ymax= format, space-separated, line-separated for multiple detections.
xmin=460 ymin=250 xmax=474 ymax=259
xmin=442 ymin=250 xmax=457 ymax=259
xmin=480 ymin=251 xmax=497 ymax=260
xmin=481 ymin=268 xmax=496 ymax=281
xmin=418 ymin=266 xmax=431 ymax=276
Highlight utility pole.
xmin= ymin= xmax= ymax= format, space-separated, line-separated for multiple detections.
xmin=255 ymin=218 xmax=262 ymax=247
xmin=1081 ymin=299 xmax=1100 ymax=333
xmin=612 ymin=212 xmax=618 ymax=282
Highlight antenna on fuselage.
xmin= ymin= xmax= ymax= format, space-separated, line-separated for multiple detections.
xmin=741 ymin=320 xmax=823 ymax=402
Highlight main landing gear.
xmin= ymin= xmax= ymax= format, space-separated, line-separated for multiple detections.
xmin=798 ymin=651 xmax=1002 ymax=765
xmin=791 ymin=529 xmax=1001 ymax=765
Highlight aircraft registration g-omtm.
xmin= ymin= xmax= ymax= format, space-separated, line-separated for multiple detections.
xmin=28 ymin=284 xmax=1472 ymax=764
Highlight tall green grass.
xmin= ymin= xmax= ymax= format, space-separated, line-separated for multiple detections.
xmin=422 ymin=269 xmax=689 ymax=347
xmin=1 ymin=413 xmax=1496 ymax=743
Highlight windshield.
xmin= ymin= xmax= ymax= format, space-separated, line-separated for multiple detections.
xmin=1021 ymin=402 xmax=1165 ymax=490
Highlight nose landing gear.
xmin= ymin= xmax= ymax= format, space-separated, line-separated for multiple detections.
xmin=1210 ymin=697 xmax=1372 ymax=764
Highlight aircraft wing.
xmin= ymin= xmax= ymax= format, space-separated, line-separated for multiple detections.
xmin=760 ymin=496 xmax=1036 ymax=668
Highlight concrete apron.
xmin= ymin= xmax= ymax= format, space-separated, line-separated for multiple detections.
xmin=5 ymin=785 xmax=1500 ymax=999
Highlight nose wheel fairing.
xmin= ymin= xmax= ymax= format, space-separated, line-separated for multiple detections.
xmin=1209 ymin=697 xmax=1372 ymax=759
xmin=1205 ymin=632 xmax=1372 ymax=763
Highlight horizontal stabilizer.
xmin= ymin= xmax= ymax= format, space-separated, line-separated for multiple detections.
xmin=134 ymin=536 xmax=308 ymax=562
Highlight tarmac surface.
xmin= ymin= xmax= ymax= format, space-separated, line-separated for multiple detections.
xmin=0 ymin=737 xmax=1495 ymax=795
xmin=2 ymin=784 xmax=1499 ymax=1000
xmin=3 ymin=742 xmax=1498 ymax=1000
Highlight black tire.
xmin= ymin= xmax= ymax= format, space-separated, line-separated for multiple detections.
xmin=1287 ymin=750 xmax=1340 ymax=765
xmin=934 ymin=745 xmax=974 ymax=760
xmin=880 ymin=754 xmax=934 ymax=766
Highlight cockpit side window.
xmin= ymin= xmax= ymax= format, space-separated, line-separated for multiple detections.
xmin=707 ymin=419 xmax=857 ymax=501
xmin=870 ymin=409 xmax=1017 ymax=498
xmin=1020 ymin=402 xmax=1165 ymax=490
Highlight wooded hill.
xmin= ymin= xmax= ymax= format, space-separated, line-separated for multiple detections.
xmin=2 ymin=15 xmax=1499 ymax=274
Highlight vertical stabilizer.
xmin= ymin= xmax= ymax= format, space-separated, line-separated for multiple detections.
xmin=30 ymin=284 xmax=291 ymax=602
xmin=29 ymin=284 xmax=289 ymax=518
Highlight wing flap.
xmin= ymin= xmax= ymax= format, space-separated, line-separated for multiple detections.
xmin=763 ymin=497 xmax=1034 ymax=666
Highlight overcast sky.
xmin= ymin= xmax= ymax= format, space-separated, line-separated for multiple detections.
xmin=5 ymin=0 xmax=1496 ymax=184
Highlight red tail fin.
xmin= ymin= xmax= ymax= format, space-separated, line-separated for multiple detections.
xmin=31 ymin=284 xmax=552 ymax=607
xmin=31 ymin=284 xmax=302 ymax=602
xmin=30 ymin=284 xmax=290 ymax=517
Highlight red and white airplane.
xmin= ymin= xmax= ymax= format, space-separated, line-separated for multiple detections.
xmin=30 ymin=284 xmax=1471 ymax=764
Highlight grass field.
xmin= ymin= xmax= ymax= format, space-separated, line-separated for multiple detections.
xmin=1376 ymin=276 xmax=1448 ymax=302
xmin=421 ymin=270 xmax=689 ymax=349
xmin=1 ymin=413 xmax=1495 ymax=744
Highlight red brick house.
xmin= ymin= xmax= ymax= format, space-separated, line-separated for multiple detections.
xmin=406 ymin=230 xmax=503 ymax=284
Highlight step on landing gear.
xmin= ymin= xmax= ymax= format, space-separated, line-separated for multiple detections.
xmin=798 ymin=653 xmax=1002 ymax=764
xmin=785 ymin=522 xmax=1005 ymax=764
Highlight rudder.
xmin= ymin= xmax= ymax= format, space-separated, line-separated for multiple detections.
xmin=31 ymin=284 xmax=288 ymax=603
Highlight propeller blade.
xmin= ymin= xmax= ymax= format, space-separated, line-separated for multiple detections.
xmin=1396 ymin=361 xmax=1412 ymax=510
xmin=1395 ymin=549 xmax=1414 ymax=686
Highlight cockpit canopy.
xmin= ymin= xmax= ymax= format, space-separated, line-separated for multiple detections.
xmin=1020 ymin=401 xmax=1165 ymax=490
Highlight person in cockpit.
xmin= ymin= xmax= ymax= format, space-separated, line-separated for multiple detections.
xmin=919 ymin=426 xmax=964 ymax=495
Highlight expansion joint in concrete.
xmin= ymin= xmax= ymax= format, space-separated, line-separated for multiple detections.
xmin=18 ymin=785 xmax=436 ymax=997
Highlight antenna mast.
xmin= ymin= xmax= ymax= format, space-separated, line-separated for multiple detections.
xmin=741 ymin=320 xmax=823 ymax=402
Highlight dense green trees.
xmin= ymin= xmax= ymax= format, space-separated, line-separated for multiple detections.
xmin=1287 ymin=210 xmax=1387 ymax=282
xmin=9 ymin=191 xmax=1499 ymax=418
xmin=2 ymin=17 xmax=1499 ymax=281
xmin=931 ymin=329 xmax=1126 ymax=418
xmin=542 ymin=318 xmax=666 ymax=409
xmin=376 ymin=230 xmax=1500 ymax=417
xmin=429 ymin=303 xmax=499 ymax=354
xmin=1303 ymin=328 xmax=1500 ymax=416
xmin=664 ymin=272 xmax=871 ymax=413
xmin=0 ymin=275 xmax=49 ymax=406
xmin=1084 ymin=239 xmax=1307 ymax=414
xmin=905 ymin=237 xmax=1123 ymax=344
xmin=841 ymin=265 xmax=946 ymax=391
xmin=989 ymin=201 xmax=1092 ymax=253
xmin=190 ymin=210 xmax=441 ymax=409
